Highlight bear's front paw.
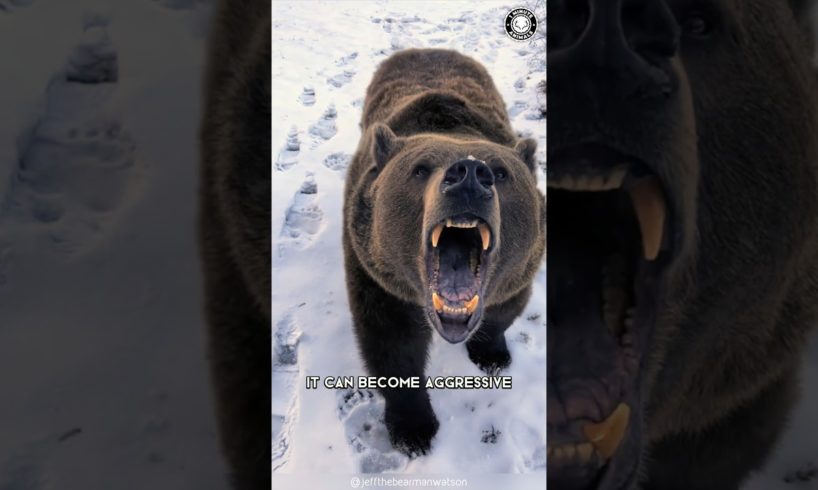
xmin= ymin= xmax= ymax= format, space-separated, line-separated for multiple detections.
xmin=384 ymin=403 xmax=439 ymax=457
xmin=467 ymin=337 xmax=511 ymax=374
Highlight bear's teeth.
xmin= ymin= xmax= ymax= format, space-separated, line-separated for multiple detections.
xmin=432 ymin=292 xmax=444 ymax=311
xmin=442 ymin=305 xmax=467 ymax=315
xmin=628 ymin=177 xmax=666 ymax=261
xmin=547 ymin=165 xmax=628 ymax=190
xmin=445 ymin=219 xmax=479 ymax=228
xmin=431 ymin=224 xmax=444 ymax=248
xmin=478 ymin=224 xmax=491 ymax=250
xmin=582 ymin=402 xmax=630 ymax=460
xmin=465 ymin=295 xmax=479 ymax=314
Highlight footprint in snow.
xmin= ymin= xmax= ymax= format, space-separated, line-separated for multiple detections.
xmin=323 ymin=153 xmax=351 ymax=175
xmin=0 ymin=22 xmax=138 ymax=260
xmin=508 ymin=101 xmax=529 ymax=119
xmin=298 ymin=86 xmax=316 ymax=106
xmin=327 ymin=70 xmax=355 ymax=88
xmin=335 ymin=52 xmax=358 ymax=67
xmin=337 ymin=389 xmax=408 ymax=473
xmin=276 ymin=126 xmax=300 ymax=171
xmin=272 ymin=311 xmax=302 ymax=472
xmin=309 ymin=104 xmax=338 ymax=147
xmin=277 ymin=174 xmax=324 ymax=257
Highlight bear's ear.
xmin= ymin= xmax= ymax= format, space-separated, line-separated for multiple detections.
xmin=515 ymin=137 xmax=538 ymax=173
xmin=371 ymin=123 xmax=404 ymax=171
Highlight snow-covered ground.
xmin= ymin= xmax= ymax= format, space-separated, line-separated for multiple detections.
xmin=270 ymin=0 xmax=547 ymax=484
xmin=0 ymin=1 xmax=227 ymax=489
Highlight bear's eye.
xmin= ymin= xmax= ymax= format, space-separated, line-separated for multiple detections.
xmin=413 ymin=165 xmax=430 ymax=179
xmin=681 ymin=12 xmax=713 ymax=39
xmin=494 ymin=167 xmax=508 ymax=182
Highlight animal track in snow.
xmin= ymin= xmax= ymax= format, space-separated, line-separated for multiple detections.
xmin=336 ymin=389 xmax=408 ymax=473
xmin=298 ymin=85 xmax=316 ymax=106
xmin=508 ymin=101 xmax=529 ymax=119
xmin=309 ymin=104 xmax=338 ymax=145
xmin=0 ymin=22 xmax=137 ymax=258
xmin=277 ymin=174 xmax=324 ymax=256
xmin=272 ymin=311 xmax=302 ymax=471
xmin=335 ymin=52 xmax=358 ymax=67
xmin=276 ymin=126 xmax=300 ymax=171
xmin=322 ymin=153 xmax=351 ymax=174
xmin=327 ymin=70 xmax=355 ymax=88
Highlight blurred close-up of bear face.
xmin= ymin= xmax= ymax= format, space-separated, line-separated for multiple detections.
xmin=547 ymin=1 xmax=818 ymax=489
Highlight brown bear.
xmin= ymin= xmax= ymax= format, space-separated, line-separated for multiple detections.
xmin=198 ymin=0 xmax=270 ymax=488
xmin=547 ymin=1 xmax=818 ymax=489
xmin=343 ymin=48 xmax=545 ymax=455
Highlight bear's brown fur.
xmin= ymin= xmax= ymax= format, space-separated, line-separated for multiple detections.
xmin=343 ymin=48 xmax=545 ymax=454
xmin=198 ymin=0 xmax=270 ymax=488
xmin=547 ymin=1 xmax=818 ymax=488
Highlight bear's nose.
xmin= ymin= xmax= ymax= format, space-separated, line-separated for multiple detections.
xmin=441 ymin=159 xmax=494 ymax=201
xmin=549 ymin=0 xmax=679 ymax=102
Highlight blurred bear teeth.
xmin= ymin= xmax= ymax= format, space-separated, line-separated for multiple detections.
xmin=548 ymin=165 xmax=627 ymax=191
xmin=629 ymin=177 xmax=665 ymax=261
xmin=431 ymin=222 xmax=491 ymax=250
xmin=547 ymin=403 xmax=631 ymax=467
xmin=432 ymin=292 xmax=480 ymax=315
xmin=547 ymin=170 xmax=667 ymax=261
xmin=582 ymin=402 xmax=631 ymax=460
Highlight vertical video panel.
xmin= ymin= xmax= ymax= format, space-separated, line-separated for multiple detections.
xmin=271 ymin=1 xmax=545 ymax=489
xmin=547 ymin=1 xmax=818 ymax=489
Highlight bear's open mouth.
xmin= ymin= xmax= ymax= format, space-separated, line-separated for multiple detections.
xmin=547 ymin=144 xmax=674 ymax=489
xmin=424 ymin=213 xmax=493 ymax=343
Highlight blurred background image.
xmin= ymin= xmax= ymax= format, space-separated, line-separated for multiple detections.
xmin=0 ymin=1 xmax=227 ymax=489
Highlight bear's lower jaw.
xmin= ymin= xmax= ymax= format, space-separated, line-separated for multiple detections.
xmin=545 ymin=145 xmax=675 ymax=489
xmin=424 ymin=294 xmax=485 ymax=344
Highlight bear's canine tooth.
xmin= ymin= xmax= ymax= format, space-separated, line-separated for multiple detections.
xmin=629 ymin=176 xmax=666 ymax=261
xmin=582 ymin=402 xmax=630 ymax=460
xmin=432 ymin=292 xmax=444 ymax=311
xmin=478 ymin=223 xmax=490 ymax=250
xmin=431 ymin=224 xmax=444 ymax=248
xmin=465 ymin=295 xmax=479 ymax=314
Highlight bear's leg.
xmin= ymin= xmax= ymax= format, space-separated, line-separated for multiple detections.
xmin=347 ymin=260 xmax=439 ymax=455
xmin=642 ymin=368 xmax=798 ymax=490
xmin=201 ymin=213 xmax=270 ymax=489
xmin=467 ymin=320 xmax=511 ymax=373
xmin=467 ymin=287 xmax=532 ymax=373
xmin=357 ymin=304 xmax=438 ymax=455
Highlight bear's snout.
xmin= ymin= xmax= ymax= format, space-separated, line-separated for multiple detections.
xmin=440 ymin=158 xmax=494 ymax=203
